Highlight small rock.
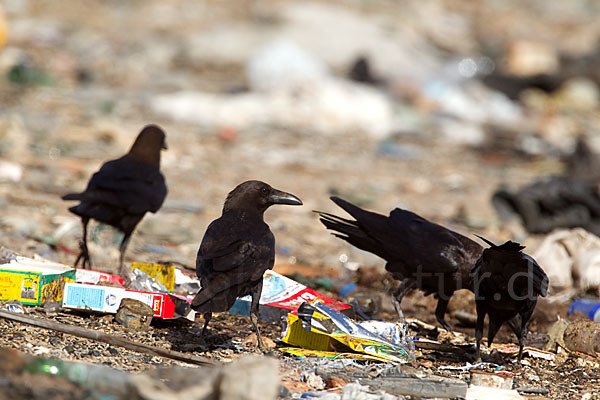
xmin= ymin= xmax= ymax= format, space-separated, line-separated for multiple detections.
xmin=88 ymin=349 xmax=101 ymax=357
xmin=326 ymin=376 xmax=347 ymax=389
xmin=241 ymin=333 xmax=276 ymax=350
xmin=281 ymin=381 xmax=311 ymax=394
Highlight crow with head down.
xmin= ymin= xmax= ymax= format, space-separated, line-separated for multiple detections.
xmin=472 ymin=236 xmax=548 ymax=362
xmin=316 ymin=196 xmax=483 ymax=331
xmin=192 ymin=180 xmax=302 ymax=350
xmin=62 ymin=124 xmax=168 ymax=282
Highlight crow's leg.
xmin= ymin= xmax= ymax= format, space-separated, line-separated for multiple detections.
xmin=74 ymin=217 xmax=91 ymax=268
xmin=508 ymin=320 xmax=526 ymax=362
xmin=475 ymin=303 xmax=486 ymax=362
xmin=514 ymin=306 xmax=534 ymax=363
xmin=118 ymin=231 xmax=132 ymax=286
xmin=487 ymin=317 xmax=502 ymax=349
xmin=201 ymin=312 xmax=212 ymax=342
xmin=392 ymin=278 xmax=416 ymax=321
xmin=250 ymin=280 xmax=266 ymax=352
xmin=435 ymin=297 xmax=453 ymax=332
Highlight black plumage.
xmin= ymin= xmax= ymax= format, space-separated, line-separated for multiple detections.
xmin=472 ymin=236 xmax=548 ymax=362
xmin=192 ymin=181 xmax=302 ymax=350
xmin=317 ymin=196 xmax=483 ymax=331
xmin=62 ymin=124 xmax=167 ymax=280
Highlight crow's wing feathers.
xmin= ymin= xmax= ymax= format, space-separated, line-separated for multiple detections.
xmin=83 ymin=156 xmax=167 ymax=214
xmin=197 ymin=214 xmax=274 ymax=278
xmin=478 ymin=243 xmax=549 ymax=297
xmin=386 ymin=209 xmax=478 ymax=273
xmin=193 ymin=212 xmax=275 ymax=313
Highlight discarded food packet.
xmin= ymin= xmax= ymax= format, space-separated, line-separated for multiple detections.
xmin=0 ymin=258 xmax=75 ymax=305
xmin=128 ymin=268 xmax=169 ymax=293
xmin=281 ymin=302 xmax=414 ymax=363
xmin=131 ymin=262 xmax=174 ymax=292
xmin=229 ymin=270 xmax=351 ymax=323
xmin=2 ymin=300 xmax=25 ymax=313
xmin=75 ymin=268 xmax=124 ymax=286
xmin=174 ymin=268 xmax=201 ymax=294
xmin=491 ymin=344 xmax=555 ymax=361
xmin=62 ymin=282 xmax=194 ymax=320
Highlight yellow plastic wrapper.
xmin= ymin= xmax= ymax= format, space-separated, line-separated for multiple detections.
xmin=281 ymin=302 xmax=414 ymax=363
xmin=131 ymin=262 xmax=175 ymax=292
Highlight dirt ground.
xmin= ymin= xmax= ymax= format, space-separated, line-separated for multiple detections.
xmin=1 ymin=0 xmax=600 ymax=399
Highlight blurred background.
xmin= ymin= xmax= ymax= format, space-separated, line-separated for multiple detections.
xmin=1 ymin=0 xmax=600 ymax=308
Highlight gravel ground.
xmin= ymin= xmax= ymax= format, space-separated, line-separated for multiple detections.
xmin=1 ymin=0 xmax=600 ymax=398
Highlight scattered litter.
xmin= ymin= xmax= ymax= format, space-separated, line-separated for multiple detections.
xmin=173 ymin=268 xmax=201 ymax=294
xmin=303 ymin=371 xmax=326 ymax=390
xmin=130 ymin=262 xmax=175 ymax=292
xmin=492 ymin=344 xmax=556 ymax=361
xmin=568 ymin=298 xmax=600 ymax=322
xmin=62 ymin=282 xmax=195 ymax=320
xmin=229 ymin=269 xmax=350 ymax=323
xmin=0 ymin=257 xmax=76 ymax=305
xmin=438 ymin=362 xmax=499 ymax=372
xmin=75 ymin=268 xmax=125 ymax=286
xmin=315 ymin=365 xmax=468 ymax=399
xmin=1 ymin=300 xmax=25 ymax=313
xmin=532 ymin=228 xmax=600 ymax=293
xmin=128 ymin=268 xmax=167 ymax=293
xmin=281 ymin=302 xmax=414 ymax=363
xmin=470 ymin=370 xmax=513 ymax=389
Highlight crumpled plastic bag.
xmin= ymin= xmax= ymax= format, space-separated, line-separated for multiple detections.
xmin=533 ymin=228 xmax=600 ymax=293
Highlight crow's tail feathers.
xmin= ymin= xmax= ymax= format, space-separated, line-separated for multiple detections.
xmin=315 ymin=209 xmax=388 ymax=260
xmin=62 ymin=192 xmax=83 ymax=201
xmin=475 ymin=235 xmax=526 ymax=253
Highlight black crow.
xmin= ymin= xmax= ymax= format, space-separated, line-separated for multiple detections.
xmin=472 ymin=236 xmax=548 ymax=362
xmin=62 ymin=124 xmax=168 ymax=282
xmin=316 ymin=196 xmax=483 ymax=331
xmin=192 ymin=181 xmax=302 ymax=350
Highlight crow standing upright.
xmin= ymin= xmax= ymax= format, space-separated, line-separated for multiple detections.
xmin=62 ymin=125 xmax=168 ymax=282
xmin=472 ymin=236 xmax=548 ymax=362
xmin=316 ymin=196 xmax=483 ymax=331
xmin=192 ymin=181 xmax=302 ymax=350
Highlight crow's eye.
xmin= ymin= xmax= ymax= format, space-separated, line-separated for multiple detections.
xmin=261 ymin=187 xmax=268 ymax=194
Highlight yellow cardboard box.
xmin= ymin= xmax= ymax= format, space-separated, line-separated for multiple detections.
xmin=0 ymin=258 xmax=76 ymax=305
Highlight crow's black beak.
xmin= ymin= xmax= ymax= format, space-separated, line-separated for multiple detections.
xmin=269 ymin=189 xmax=303 ymax=206
xmin=162 ymin=141 xmax=168 ymax=150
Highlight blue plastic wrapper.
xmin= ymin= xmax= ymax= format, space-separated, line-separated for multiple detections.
xmin=567 ymin=298 xmax=600 ymax=322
